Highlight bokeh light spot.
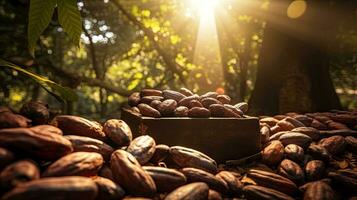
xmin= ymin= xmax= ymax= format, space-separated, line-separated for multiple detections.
xmin=287 ymin=0 xmax=307 ymax=19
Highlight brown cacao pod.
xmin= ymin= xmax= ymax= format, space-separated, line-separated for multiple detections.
xmin=139 ymin=96 xmax=164 ymax=104
xmin=174 ymin=106 xmax=189 ymax=117
xmin=260 ymin=126 xmax=271 ymax=144
xmin=0 ymin=147 xmax=14 ymax=169
xmin=179 ymin=88 xmax=194 ymax=96
xmin=209 ymin=104 xmax=226 ymax=117
xmin=319 ymin=135 xmax=346 ymax=155
xmin=143 ymin=166 xmax=186 ymax=193
xmin=103 ymin=119 xmax=132 ymax=147
xmin=0 ymin=160 xmax=40 ymax=191
xmin=162 ymin=90 xmax=186 ymax=102
xmin=278 ymin=159 xmax=305 ymax=185
xmin=157 ymin=99 xmax=177 ymax=117
xmin=127 ymin=135 xmax=156 ymax=165
xmin=19 ymin=101 xmax=49 ymax=125
xmin=0 ymin=128 xmax=73 ymax=160
xmin=293 ymin=115 xmax=313 ymax=127
xmin=269 ymin=131 xmax=289 ymax=141
xmin=260 ymin=117 xmax=279 ymax=127
xmin=164 ymin=182 xmax=209 ymax=200
xmin=274 ymin=115 xmax=288 ymax=120
xmin=284 ymin=117 xmax=306 ymax=128
xmin=328 ymin=169 xmax=357 ymax=191
xmin=51 ymin=115 xmax=106 ymax=141
xmin=331 ymin=114 xmax=357 ymax=126
xmin=326 ymin=120 xmax=349 ymax=130
xmin=276 ymin=120 xmax=296 ymax=131
xmin=188 ymin=107 xmax=211 ymax=118
xmin=188 ymin=99 xmax=203 ymax=108
xmin=261 ymin=140 xmax=285 ymax=166
xmin=30 ymin=125 xmax=63 ymax=135
xmin=208 ymin=190 xmax=222 ymax=200
xmin=319 ymin=129 xmax=357 ymax=137
xmin=43 ymin=152 xmax=103 ymax=177
xmin=310 ymin=119 xmax=328 ymax=130
xmin=223 ymin=104 xmax=243 ymax=116
xmin=284 ymin=144 xmax=304 ymax=163
xmin=305 ymin=160 xmax=325 ymax=181
xmin=169 ymin=146 xmax=217 ymax=174
xmin=291 ymin=127 xmax=320 ymax=141
xmin=178 ymin=95 xmax=199 ymax=107
xmin=149 ymin=144 xmax=170 ymax=164
xmin=110 ymin=150 xmax=156 ymax=197
xmin=243 ymin=185 xmax=294 ymax=200
xmin=64 ymin=135 xmax=114 ymax=160
xmin=215 ymin=171 xmax=242 ymax=196
xmin=149 ymin=100 xmax=162 ymax=110
xmin=128 ymin=92 xmax=141 ymax=106
xmin=1 ymin=176 xmax=98 ymax=200
xmin=140 ymin=89 xmax=162 ymax=97
xmin=130 ymin=106 xmax=140 ymax=114
xmin=91 ymin=176 xmax=125 ymax=200
xmin=234 ymin=102 xmax=248 ymax=114
xmin=303 ymin=181 xmax=336 ymax=200
xmin=201 ymin=98 xmax=222 ymax=109
xmin=279 ymin=132 xmax=312 ymax=149
xmin=0 ymin=112 xmax=30 ymax=129
xmin=137 ymin=104 xmax=161 ymax=118
xmin=247 ymin=169 xmax=298 ymax=195
xmin=199 ymin=92 xmax=218 ymax=101
xmin=216 ymin=95 xmax=231 ymax=104
xmin=307 ymin=144 xmax=330 ymax=163
xmin=181 ymin=168 xmax=228 ymax=193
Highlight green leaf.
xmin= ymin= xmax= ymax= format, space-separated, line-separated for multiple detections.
xmin=28 ymin=0 xmax=57 ymax=57
xmin=57 ymin=0 xmax=82 ymax=46
xmin=0 ymin=59 xmax=78 ymax=102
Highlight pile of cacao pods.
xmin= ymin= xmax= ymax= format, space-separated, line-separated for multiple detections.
xmin=128 ymin=88 xmax=247 ymax=118
xmin=0 ymin=100 xmax=356 ymax=200
xmin=254 ymin=111 xmax=357 ymax=199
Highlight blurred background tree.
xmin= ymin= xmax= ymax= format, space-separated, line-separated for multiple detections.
xmin=0 ymin=0 xmax=356 ymax=120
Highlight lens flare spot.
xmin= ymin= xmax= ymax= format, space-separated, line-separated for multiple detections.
xmin=287 ymin=0 xmax=307 ymax=19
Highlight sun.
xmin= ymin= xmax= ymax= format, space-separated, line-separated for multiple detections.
xmin=188 ymin=0 xmax=224 ymax=91
xmin=189 ymin=0 xmax=219 ymax=19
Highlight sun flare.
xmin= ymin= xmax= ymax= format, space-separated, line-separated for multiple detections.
xmin=188 ymin=0 xmax=224 ymax=91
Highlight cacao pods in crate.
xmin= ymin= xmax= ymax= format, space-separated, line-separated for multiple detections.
xmin=121 ymin=108 xmax=261 ymax=163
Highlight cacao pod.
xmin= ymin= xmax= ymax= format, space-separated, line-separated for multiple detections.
xmin=305 ymin=160 xmax=325 ymax=181
xmin=0 ymin=128 xmax=73 ymax=160
xmin=261 ymin=140 xmax=285 ymax=166
xmin=164 ymin=182 xmax=209 ymax=200
xmin=137 ymin=104 xmax=161 ymax=118
xmin=143 ymin=166 xmax=186 ymax=193
xmin=0 ymin=160 xmax=40 ymax=191
xmin=169 ymin=146 xmax=217 ymax=174
xmin=64 ymin=135 xmax=114 ymax=160
xmin=247 ymin=169 xmax=298 ymax=195
xmin=51 ymin=115 xmax=106 ymax=141
xmin=103 ymin=119 xmax=132 ymax=147
xmin=42 ymin=152 xmax=104 ymax=177
xmin=181 ymin=167 xmax=228 ymax=193
xmin=110 ymin=150 xmax=156 ymax=197
xmin=1 ymin=176 xmax=98 ymax=200
xmin=127 ymin=135 xmax=156 ymax=165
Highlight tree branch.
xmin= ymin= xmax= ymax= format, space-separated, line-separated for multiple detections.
xmin=43 ymin=59 xmax=131 ymax=96
xmin=111 ymin=0 xmax=186 ymax=85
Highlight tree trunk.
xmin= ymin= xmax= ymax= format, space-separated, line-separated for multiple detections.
xmin=249 ymin=0 xmax=341 ymax=115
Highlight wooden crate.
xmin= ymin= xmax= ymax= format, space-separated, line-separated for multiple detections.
xmin=121 ymin=108 xmax=261 ymax=163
